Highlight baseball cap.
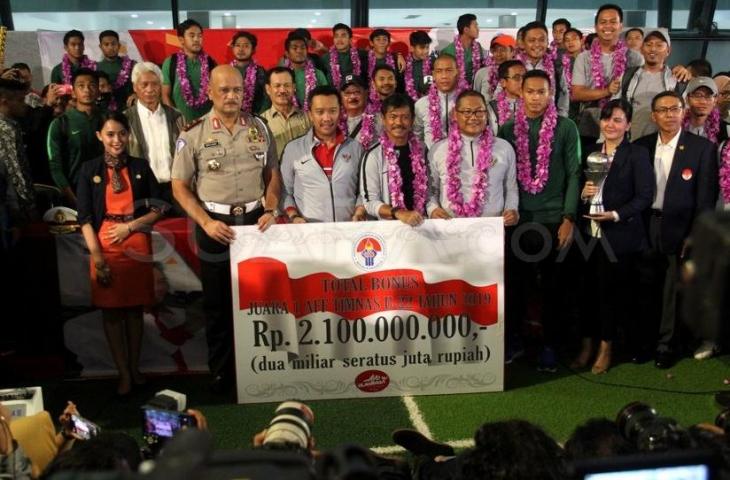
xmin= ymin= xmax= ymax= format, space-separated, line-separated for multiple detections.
xmin=341 ymin=74 xmax=367 ymax=91
xmin=686 ymin=76 xmax=719 ymax=96
xmin=643 ymin=29 xmax=671 ymax=47
xmin=491 ymin=34 xmax=516 ymax=48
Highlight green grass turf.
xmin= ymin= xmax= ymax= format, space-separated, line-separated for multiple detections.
xmin=22 ymin=353 xmax=730 ymax=450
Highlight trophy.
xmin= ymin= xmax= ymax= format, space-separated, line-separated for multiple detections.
xmin=585 ymin=151 xmax=611 ymax=187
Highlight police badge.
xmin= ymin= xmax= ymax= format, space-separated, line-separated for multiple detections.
xmin=207 ymin=159 xmax=221 ymax=171
xmin=247 ymin=126 xmax=262 ymax=143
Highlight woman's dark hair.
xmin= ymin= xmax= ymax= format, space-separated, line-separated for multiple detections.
xmin=99 ymin=111 xmax=131 ymax=132
xmin=600 ymin=98 xmax=634 ymax=123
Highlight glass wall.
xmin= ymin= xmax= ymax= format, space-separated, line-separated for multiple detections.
xmin=369 ymin=0 xmax=536 ymax=28
xmin=715 ymin=0 xmax=730 ymax=30
xmin=546 ymin=1 xmax=658 ymax=29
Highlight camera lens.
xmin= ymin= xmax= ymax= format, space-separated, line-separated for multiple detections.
xmin=262 ymin=401 xmax=315 ymax=451
xmin=616 ymin=401 xmax=658 ymax=443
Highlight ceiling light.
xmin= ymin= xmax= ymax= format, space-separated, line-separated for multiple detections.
xmin=223 ymin=12 xmax=232 ymax=16
xmin=130 ymin=14 xmax=139 ymax=18
xmin=314 ymin=12 xmax=321 ymax=16
xmin=146 ymin=20 xmax=154 ymax=25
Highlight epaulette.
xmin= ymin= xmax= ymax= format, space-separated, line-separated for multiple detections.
xmin=183 ymin=118 xmax=204 ymax=132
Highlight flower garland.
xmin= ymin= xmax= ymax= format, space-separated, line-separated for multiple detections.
xmin=358 ymin=87 xmax=382 ymax=147
xmin=483 ymin=55 xmax=500 ymax=97
xmin=514 ymin=99 xmax=558 ymax=194
xmin=454 ymin=35 xmax=483 ymax=91
xmin=720 ymin=140 xmax=730 ymax=203
xmin=515 ymin=45 xmax=558 ymax=91
xmin=561 ymin=53 xmax=573 ymax=96
xmin=427 ymin=83 xmax=448 ymax=144
xmin=328 ymin=46 xmax=363 ymax=89
xmin=404 ymin=54 xmax=432 ymax=102
xmin=61 ymin=54 xmax=96 ymax=85
xmin=589 ymin=39 xmax=628 ymax=108
xmin=284 ymin=58 xmax=317 ymax=112
xmin=380 ymin=132 xmax=428 ymax=213
xmin=368 ymin=50 xmax=396 ymax=79
xmin=176 ymin=51 xmax=211 ymax=109
xmin=113 ymin=56 xmax=134 ymax=90
xmin=683 ymin=107 xmax=720 ymax=144
xmin=230 ymin=61 xmax=259 ymax=113
xmin=338 ymin=106 xmax=348 ymax=135
xmin=496 ymin=91 xmax=517 ymax=126
xmin=445 ymin=120 xmax=495 ymax=217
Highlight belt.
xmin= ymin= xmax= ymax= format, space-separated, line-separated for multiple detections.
xmin=651 ymin=209 xmax=663 ymax=218
xmin=104 ymin=214 xmax=134 ymax=222
xmin=204 ymin=200 xmax=261 ymax=216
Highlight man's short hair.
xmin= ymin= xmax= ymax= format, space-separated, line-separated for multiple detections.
xmin=596 ymin=4 xmax=624 ymax=23
xmin=332 ymin=23 xmax=353 ymax=38
xmin=231 ymin=31 xmax=258 ymax=51
xmin=266 ymin=66 xmax=295 ymax=84
xmin=498 ymin=60 xmax=525 ymax=80
xmin=98 ymin=30 xmax=119 ymax=43
xmin=285 ymin=35 xmax=307 ymax=52
xmin=409 ymin=30 xmax=432 ymax=47
xmin=96 ymin=70 xmax=110 ymax=83
xmin=381 ymin=92 xmax=414 ymax=116
xmin=564 ymin=28 xmax=584 ymax=39
xmin=516 ymin=26 xmax=526 ymax=41
xmin=652 ymin=90 xmax=685 ymax=111
xmin=177 ymin=19 xmax=202 ymax=38
xmin=10 ymin=62 xmax=30 ymax=72
xmin=523 ymin=21 xmax=549 ymax=37
xmin=308 ymin=85 xmax=341 ymax=109
xmin=687 ymin=58 xmax=713 ymax=77
xmin=131 ymin=62 xmax=162 ymax=84
xmin=72 ymin=67 xmax=98 ymax=86
xmin=369 ymin=29 xmax=391 ymax=42
xmin=625 ymin=27 xmax=644 ymax=39
xmin=290 ymin=28 xmax=312 ymax=41
xmin=457 ymin=14 xmax=477 ymax=35
xmin=552 ymin=18 xmax=571 ymax=30
xmin=372 ymin=64 xmax=397 ymax=80
xmin=522 ymin=69 xmax=551 ymax=88
xmin=455 ymin=89 xmax=487 ymax=109
xmin=63 ymin=30 xmax=84 ymax=46
xmin=433 ymin=53 xmax=457 ymax=68
xmin=0 ymin=79 xmax=28 ymax=100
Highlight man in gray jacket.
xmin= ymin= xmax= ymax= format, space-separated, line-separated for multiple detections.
xmin=124 ymin=61 xmax=184 ymax=211
xmin=281 ymin=85 xmax=366 ymax=223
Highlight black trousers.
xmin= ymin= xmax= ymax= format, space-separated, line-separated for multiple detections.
xmin=195 ymin=207 xmax=263 ymax=378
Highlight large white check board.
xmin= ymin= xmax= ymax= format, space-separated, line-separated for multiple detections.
xmin=230 ymin=218 xmax=504 ymax=404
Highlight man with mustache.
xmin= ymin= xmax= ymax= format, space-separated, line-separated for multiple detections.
xmin=261 ymin=66 xmax=311 ymax=158
xmin=339 ymin=75 xmax=368 ymax=143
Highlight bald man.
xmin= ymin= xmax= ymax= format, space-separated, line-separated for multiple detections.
xmin=172 ymin=65 xmax=281 ymax=393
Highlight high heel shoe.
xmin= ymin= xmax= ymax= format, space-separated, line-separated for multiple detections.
xmin=570 ymin=338 xmax=593 ymax=369
xmin=591 ymin=340 xmax=612 ymax=375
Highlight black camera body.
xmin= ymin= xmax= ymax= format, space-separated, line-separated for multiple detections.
xmin=617 ymin=402 xmax=692 ymax=452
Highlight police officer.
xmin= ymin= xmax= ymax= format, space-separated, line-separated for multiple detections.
xmin=172 ymin=65 xmax=281 ymax=393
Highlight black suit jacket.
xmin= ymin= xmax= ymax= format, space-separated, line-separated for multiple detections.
xmin=581 ymin=140 xmax=655 ymax=255
xmin=76 ymin=156 xmax=164 ymax=232
xmin=633 ymin=130 xmax=719 ymax=254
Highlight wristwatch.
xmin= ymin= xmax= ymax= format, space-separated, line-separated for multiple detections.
xmin=264 ymin=208 xmax=281 ymax=217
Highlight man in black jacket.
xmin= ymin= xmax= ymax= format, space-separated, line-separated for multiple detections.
xmin=633 ymin=90 xmax=719 ymax=368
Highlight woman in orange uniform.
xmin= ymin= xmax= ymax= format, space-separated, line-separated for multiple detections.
xmin=77 ymin=111 xmax=164 ymax=395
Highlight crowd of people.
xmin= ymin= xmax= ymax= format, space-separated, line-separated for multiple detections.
xmin=0 ymin=3 xmax=728 ymax=398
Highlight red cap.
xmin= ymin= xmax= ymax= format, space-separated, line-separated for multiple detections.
xmin=491 ymin=34 xmax=516 ymax=48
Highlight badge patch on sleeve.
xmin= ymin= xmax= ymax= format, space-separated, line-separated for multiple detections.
xmin=176 ymin=138 xmax=187 ymax=152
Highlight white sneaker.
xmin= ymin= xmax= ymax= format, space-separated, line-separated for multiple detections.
xmin=694 ymin=341 xmax=719 ymax=360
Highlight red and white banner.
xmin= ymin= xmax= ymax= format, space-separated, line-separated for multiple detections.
xmin=231 ymin=218 xmax=505 ymax=404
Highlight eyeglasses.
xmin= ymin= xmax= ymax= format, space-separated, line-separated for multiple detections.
xmin=456 ymin=109 xmax=487 ymax=118
xmin=505 ymin=74 xmax=524 ymax=81
xmin=653 ymin=105 xmax=683 ymax=115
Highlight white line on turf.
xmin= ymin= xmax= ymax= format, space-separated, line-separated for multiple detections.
xmin=401 ymin=395 xmax=432 ymax=437
xmin=371 ymin=438 xmax=475 ymax=455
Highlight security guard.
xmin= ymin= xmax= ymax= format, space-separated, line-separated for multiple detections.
xmin=172 ymin=65 xmax=281 ymax=393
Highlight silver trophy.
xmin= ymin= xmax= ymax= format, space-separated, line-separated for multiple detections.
xmin=585 ymin=151 xmax=611 ymax=187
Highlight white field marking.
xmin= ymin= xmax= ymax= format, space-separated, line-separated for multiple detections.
xmin=371 ymin=438 xmax=475 ymax=455
xmin=401 ymin=395 xmax=432 ymax=437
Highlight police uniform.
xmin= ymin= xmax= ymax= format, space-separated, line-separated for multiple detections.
xmin=171 ymin=110 xmax=277 ymax=383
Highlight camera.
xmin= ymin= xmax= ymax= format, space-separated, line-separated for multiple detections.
xmin=69 ymin=414 xmax=101 ymax=440
xmin=140 ymin=390 xmax=192 ymax=458
xmin=616 ymin=402 xmax=691 ymax=452
xmin=261 ymin=401 xmax=315 ymax=453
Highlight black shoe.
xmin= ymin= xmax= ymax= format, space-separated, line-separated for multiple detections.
xmin=654 ymin=351 xmax=677 ymax=369
xmin=209 ymin=374 xmax=234 ymax=394
xmin=392 ymin=429 xmax=455 ymax=458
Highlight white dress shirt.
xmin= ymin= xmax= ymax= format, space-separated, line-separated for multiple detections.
xmin=652 ymin=129 xmax=682 ymax=210
xmin=137 ymin=101 xmax=172 ymax=183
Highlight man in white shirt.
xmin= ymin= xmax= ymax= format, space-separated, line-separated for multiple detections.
xmin=124 ymin=61 xmax=184 ymax=212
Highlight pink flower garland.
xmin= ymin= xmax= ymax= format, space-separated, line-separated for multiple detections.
xmin=338 ymin=106 xmax=348 ymax=135
xmin=454 ymin=35 xmax=483 ymax=91
xmin=359 ymin=87 xmax=383 ymax=147
xmin=368 ymin=50 xmax=396 ymax=79
xmin=514 ymin=100 xmax=558 ymax=194
xmin=589 ymin=40 xmax=628 ymax=109
xmin=720 ymin=141 xmax=730 ymax=203
xmin=683 ymin=107 xmax=720 ymax=144
xmin=380 ymin=132 xmax=428 ymax=213
xmin=328 ymin=46 xmax=363 ymax=89
xmin=229 ymin=61 xmax=259 ymax=113
xmin=427 ymin=82 xmax=452 ymax=144
xmin=284 ymin=58 xmax=317 ymax=112
xmin=445 ymin=120 xmax=495 ymax=216
xmin=483 ymin=55 xmax=500 ymax=96
xmin=496 ymin=91 xmax=516 ymax=126
xmin=404 ymin=54 xmax=431 ymax=101
xmin=61 ymin=54 xmax=96 ymax=85
xmin=113 ymin=56 xmax=134 ymax=90
xmin=176 ymin=51 xmax=211 ymax=109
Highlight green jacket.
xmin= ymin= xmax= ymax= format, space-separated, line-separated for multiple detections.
xmin=499 ymin=115 xmax=581 ymax=224
xmin=47 ymin=108 xmax=104 ymax=190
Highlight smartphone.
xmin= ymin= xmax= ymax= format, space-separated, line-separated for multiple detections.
xmin=70 ymin=414 xmax=100 ymax=440
xmin=142 ymin=406 xmax=196 ymax=439
xmin=58 ymin=84 xmax=73 ymax=96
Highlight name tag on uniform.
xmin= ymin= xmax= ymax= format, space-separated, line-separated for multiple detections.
xmin=204 ymin=139 xmax=220 ymax=148
xmin=248 ymin=142 xmax=266 ymax=153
